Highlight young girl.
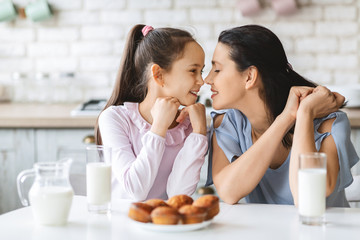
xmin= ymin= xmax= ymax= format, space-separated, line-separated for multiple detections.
xmin=205 ymin=25 xmax=358 ymax=207
xmin=95 ymin=24 xmax=208 ymax=201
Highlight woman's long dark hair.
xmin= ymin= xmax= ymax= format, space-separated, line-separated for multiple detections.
xmin=95 ymin=24 xmax=195 ymax=145
xmin=219 ymin=25 xmax=317 ymax=148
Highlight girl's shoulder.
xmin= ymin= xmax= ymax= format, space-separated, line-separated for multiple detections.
xmin=99 ymin=102 xmax=139 ymax=126
xmin=100 ymin=103 xmax=129 ymax=118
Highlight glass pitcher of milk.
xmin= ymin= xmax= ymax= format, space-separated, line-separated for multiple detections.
xmin=16 ymin=158 xmax=74 ymax=226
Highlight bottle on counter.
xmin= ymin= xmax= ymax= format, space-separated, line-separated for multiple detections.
xmin=33 ymin=72 xmax=52 ymax=103
xmin=12 ymin=72 xmax=28 ymax=102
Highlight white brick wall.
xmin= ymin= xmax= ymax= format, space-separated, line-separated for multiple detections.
xmin=84 ymin=0 xmax=126 ymax=10
xmin=101 ymin=11 xmax=143 ymax=24
xmin=0 ymin=59 xmax=33 ymax=72
xmin=296 ymin=38 xmax=337 ymax=53
xmin=80 ymin=56 xmax=121 ymax=72
xmin=288 ymin=54 xmax=317 ymax=70
xmin=128 ymin=0 xmax=171 ymax=9
xmin=0 ymin=43 xmax=25 ymax=57
xmin=57 ymin=11 xmax=100 ymax=25
xmin=340 ymin=39 xmax=357 ymax=53
xmin=271 ymin=22 xmax=315 ymax=36
xmin=324 ymin=6 xmax=357 ymax=20
xmin=316 ymin=22 xmax=358 ymax=36
xmin=279 ymin=6 xmax=323 ymax=21
xmin=190 ymin=9 xmax=234 ymax=23
xmin=81 ymin=25 xmax=124 ymax=40
xmin=71 ymin=42 xmax=113 ymax=56
xmin=0 ymin=0 xmax=359 ymax=103
xmin=317 ymin=54 xmax=358 ymax=69
xmin=48 ymin=0 xmax=82 ymax=10
xmin=36 ymin=58 xmax=77 ymax=72
xmin=28 ymin=43 xmax=69 ymax=57
xmin=0 ymin=29 xmax=34 ymax=42
xmin=175 ymin=0 xmax=217 ymax=8
xmin=37 ymin=28 xmax=79 ymax=41
xmin=312 ymin=0 xmax=354 ymax=5
xmin=145 ymin=10 xmax=188 ymax=24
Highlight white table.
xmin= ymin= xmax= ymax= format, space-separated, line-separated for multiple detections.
xmin=0 ymin=196 xmax=360 ymax=240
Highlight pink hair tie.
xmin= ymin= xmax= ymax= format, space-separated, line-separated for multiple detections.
xmin=142 ymin=25 xmax=154 ymax=37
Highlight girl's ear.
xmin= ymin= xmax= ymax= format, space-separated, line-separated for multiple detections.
xmin=245 ymin=66 xmax=259 ymax=90
xmin=151 ymin=64 xmax=164 ymax=87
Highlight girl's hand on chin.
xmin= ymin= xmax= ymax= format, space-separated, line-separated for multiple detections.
xmin=177 ymin=103 xmax=207 ymax=136
xmin=150 ymin=97 xmax=180 ymax=136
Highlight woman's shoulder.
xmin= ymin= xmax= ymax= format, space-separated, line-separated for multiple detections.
xmin=316 ymin=111 xmax=350 ymax=135
xmin=211 ymin=109 xmax=248 ymax=129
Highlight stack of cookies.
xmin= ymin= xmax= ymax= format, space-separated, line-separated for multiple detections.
xmin=128 ymin=194 xmax=220 ymax=225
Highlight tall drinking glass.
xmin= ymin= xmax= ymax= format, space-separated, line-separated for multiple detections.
xmin=298 ymin=152 xmax=327 ymax=225
xmin=86 ymin=145 xmax=112 ymax=214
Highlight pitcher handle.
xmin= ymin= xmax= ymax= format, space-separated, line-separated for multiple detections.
xmin=16 ymin=169 xmax=35 ymax=206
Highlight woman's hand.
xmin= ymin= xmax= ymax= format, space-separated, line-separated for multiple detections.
xmin=150 ymin=97 xmax=180 ymax=137
xmin=298 ymin=86 xmax=345 ymax=119
xmin=176 ymin=103 xmax=207 ymax=136
xmin=280 ymin=86 xmax=314 ymax=123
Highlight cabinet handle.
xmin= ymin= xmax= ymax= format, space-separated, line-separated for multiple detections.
xmin=197 ymin=186 xmax=215 ymax=195
xmin=83 ymin=135 xmax=95 ymax=144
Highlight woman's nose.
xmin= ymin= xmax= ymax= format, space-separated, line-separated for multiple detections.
xmin=204 ymin=73 xmax=212 ymax=85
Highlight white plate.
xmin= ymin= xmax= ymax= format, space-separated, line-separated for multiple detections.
xmin=130 ymin=220 xmax=212 ymax=232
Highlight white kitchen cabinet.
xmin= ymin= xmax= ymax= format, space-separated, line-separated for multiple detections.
xmin=35 ymin=129 xmax=94 ymax=162
xmin=36 ymin=129 xmax=94 ymax=197
xmin=0 ymin=128 xmax=94 ymax=214
xmin=0 ymin=129 xmax=35 ymax=214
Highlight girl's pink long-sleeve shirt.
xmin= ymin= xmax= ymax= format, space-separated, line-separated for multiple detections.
xmin=98 ymin=102 xmax=208 ymax=201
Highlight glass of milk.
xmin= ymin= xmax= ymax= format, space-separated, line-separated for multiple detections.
xmin=298 ymin=152 xmax=327 ymax=225
xmin=86 ymin=145 xmax=112 ymax=214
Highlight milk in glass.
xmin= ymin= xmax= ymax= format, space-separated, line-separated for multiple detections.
xmin=298 ymin=168 xmax=326 ymax=217
xmin=86 ymin=163 xmax=111 ymax=205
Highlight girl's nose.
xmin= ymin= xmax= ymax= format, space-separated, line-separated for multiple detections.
xmin=197 ymin=76 xmax=204 ymax=86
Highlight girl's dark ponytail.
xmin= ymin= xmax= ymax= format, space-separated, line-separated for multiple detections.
xmin=95 ymin=24 xmax=145 ymax=145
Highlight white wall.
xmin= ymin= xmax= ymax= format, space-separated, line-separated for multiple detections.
xmin=0 ymin=0 xmax=358 ymax=102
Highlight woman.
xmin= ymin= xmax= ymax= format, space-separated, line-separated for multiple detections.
xmin=204 ymin=25 xmax=358 ymax=207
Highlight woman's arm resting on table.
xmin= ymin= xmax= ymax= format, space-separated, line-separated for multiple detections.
xmin=212 ymin=113 xmax=295 ymax=204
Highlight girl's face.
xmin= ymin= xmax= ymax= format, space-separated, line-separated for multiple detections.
xmin=162 ymin=41 xmax=205 ymax=106
xmin=205 ymin=42 xmax=247 ymax=110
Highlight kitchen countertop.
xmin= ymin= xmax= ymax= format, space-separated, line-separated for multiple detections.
xmin=0 ymin=103 xmax=96 ymax=128
xmin=341 ymin=108 xmax=360 ymax=128
xmin=1 ymin=103 xmax=360 ymax=129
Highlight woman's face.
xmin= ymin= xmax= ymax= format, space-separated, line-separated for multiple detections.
xmin=162 ymin=41 xmax=205 ymax=106
xmin=205 ymin=42 xmax=247 ymax=110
